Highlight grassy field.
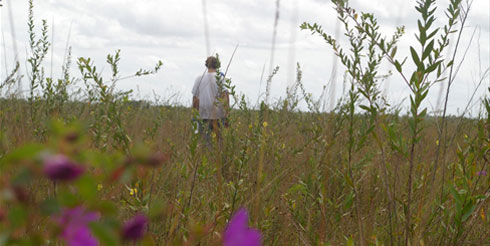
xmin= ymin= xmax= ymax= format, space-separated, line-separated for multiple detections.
xmin=0 ymin=95 xmax=488 ymax=245
xmin=0 ymin=0 xmax=489 ymax=245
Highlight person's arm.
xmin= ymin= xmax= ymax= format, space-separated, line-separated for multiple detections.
xmin=192 ymin=77 xmax=200 ymax=111
xmin=192 ymin=96 xmax=199 ymax=111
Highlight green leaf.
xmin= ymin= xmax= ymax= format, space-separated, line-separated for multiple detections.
xmin=426 ymin=62 xmax=439 ymax=73
xmin=11 ymin=168 xmax=34 ymax=186
xmin=344 ymin=191 xmax=355 ymax=210
xmin=427 ymin=28 xmax=439 ymax=40
xmin=90 ymin=221 xmax=120 ymax=246
xmin=288 ymin=183 xmax=307 ymax=195
xmin=0 ymin=143 xmax=44 ymax=168
xmin=422 ymin=40 xmax=434 ymax=60
xmin=390 ymin=46 xmax=398 ymax=58
xmin=426 ymin=16 xmax=436 ymax=29
xmin=346 ymin=236 xmax=355 ymax=246
xmin=461 ymin=202 xmax=476 ymax=222
xmin=418 ymin=20 xmax=427 ymax=45
xmin=395 ymin=60 xmax=402 ymax=73
xmin=40 ymin=198 xmax=61 ymax=216
xmin=8 ymin=206 xmax=28 ymax=228
xmin=95 ymin=201 xmax=118 ymax=217
xmin=449 ymin=185 xmax=462 ymax=206
xmin=410 ymin=47 xmax=422 ymax=69
xmin=359 ymin=104 xmax=371 ymax=112
xmin=58 ymin=190 xmax=80 ymax=207
xmin=76 ymin=175 xmax=98 ymax=203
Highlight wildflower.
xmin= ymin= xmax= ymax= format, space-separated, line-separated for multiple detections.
xmin=97 ymin=184 xmax=103 ymax=191
xmin=223 ymin=209 xmax=261 ymax=246
xmin=481 ymin=208 xmax=486 ymax=221
xmin=477 ymin=170 xmax=487 ymax=176
xmin=262 ymin=122 xmax=268 ymax=128
xmin=129 ymin=188 xmax=138 ymax=196
xmin=55 ymin=206 xmax=99 ymax=246
xmin=122 ymin=214 xmax=148 ymax=241
xmin=43 ymin=154 xmax=84 ymax=182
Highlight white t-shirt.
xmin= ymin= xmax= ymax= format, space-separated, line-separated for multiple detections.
xmin=192 ymin=72 xmax=226 ymax=119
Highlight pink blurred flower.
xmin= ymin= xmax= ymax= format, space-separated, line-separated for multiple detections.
xmin=477 ymin=170 xmax=487 ymax=176
xmin=43 ymin=154 xmax=84 ymax=181
xmin=224 ymin=209 xmax=261 ymax=246
xmin=122 ymin=214 xmax=148 ymax=241
xmin=55 ymin=206 xmax=99 ymax=246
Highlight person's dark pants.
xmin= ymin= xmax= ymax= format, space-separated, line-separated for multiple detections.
xmin=199 ymin=118 xmax=226 ymax=144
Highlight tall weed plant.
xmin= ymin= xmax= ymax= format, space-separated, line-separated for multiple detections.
xmin=0 ymin=0 xmax=488 ymax=245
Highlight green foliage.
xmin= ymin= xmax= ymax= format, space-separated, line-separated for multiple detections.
xmin=301 ymin=0 xmax=486 ymax=245
xmin=0 ymin=0 xmax=488 ymax=245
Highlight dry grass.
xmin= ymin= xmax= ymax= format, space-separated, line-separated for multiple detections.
xmin=1 ymin=98 xmax=488 ymax=245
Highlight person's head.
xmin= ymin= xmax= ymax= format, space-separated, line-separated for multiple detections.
xmin=205 ymin=56 xmax=220 ymax=71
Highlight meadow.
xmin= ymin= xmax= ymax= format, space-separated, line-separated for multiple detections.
xmin=0 ymin=0 xmax=489 ymax=245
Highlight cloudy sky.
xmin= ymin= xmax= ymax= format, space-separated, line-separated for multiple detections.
xmin=1 ymin=0 xmax=489 ymax=115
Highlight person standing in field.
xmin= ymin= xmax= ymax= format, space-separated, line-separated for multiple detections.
xmin=192 ymin=56 xmax=229 ymax=143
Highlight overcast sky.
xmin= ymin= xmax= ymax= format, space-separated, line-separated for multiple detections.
xmin=1 ymin=0 xmax=489 ymax=116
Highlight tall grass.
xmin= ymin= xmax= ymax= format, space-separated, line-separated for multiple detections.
xmin=0 ymin=0 xmax=488 ymax=245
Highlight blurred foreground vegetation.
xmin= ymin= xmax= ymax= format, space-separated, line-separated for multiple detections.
xmin=0 ymin=0 xmax=489 ymax=245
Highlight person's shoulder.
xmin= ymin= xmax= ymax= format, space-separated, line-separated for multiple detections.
xmin=203 ymin=72 xmax=217 ymax=81
xmin=194 ymin=74 xmax=204 ymax=83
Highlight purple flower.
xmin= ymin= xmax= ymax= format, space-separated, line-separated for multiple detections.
xmin=477 ymin=170 xmax=487 ymax=176
xmin=55 ymin=207 xmax=99 ymax=246
xmin=122 ymin=214 xmax=148 ymax=241
xmin=224 ymin=209 xmax=261 ymax=246
xmin=43 ymin=154 xmax=84 ymax=181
